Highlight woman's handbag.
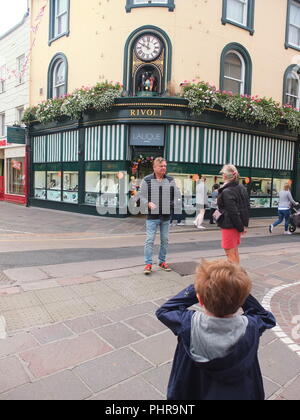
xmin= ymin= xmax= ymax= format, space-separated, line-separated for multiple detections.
xmin=213 ymin=209 xmax=224 ymax=222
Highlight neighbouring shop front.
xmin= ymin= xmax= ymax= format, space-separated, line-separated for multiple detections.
xmin=0 ymin=137 xmax=26 ymax=205
xmin=28 ymin=97 xmax=300 ymax=217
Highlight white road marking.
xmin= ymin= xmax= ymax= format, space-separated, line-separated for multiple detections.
xmin=262 ymin=281 xmax=300 ymax=358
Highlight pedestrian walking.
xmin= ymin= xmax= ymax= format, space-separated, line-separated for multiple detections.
xmin=194 ymin=176 xmax=208 ymax=230
xmin=139 ymin=157 xmax=181 ymax=275
xmin=156 ymin=259 xmax=276 ymax=400
xmin=209 ymin=183 xmax=219 ymax=224
xmin=170 ymin=180 xmax=186 ymax=226
xmin=216 ymin=164 xmax=249 ymax=264
xmin=269 ymin=183 xmax=298 ymax=235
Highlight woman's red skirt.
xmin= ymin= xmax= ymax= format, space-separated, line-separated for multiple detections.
xmin=221 ymin=228 xmax=241 ymax=250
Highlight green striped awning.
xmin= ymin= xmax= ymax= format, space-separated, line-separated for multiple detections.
xmin=47 ymin=133 xmax=61 ymax=163
xmin=203 ymin=128 xmax=228 ymax=165
xmin=33 ymin=136 xmax=46 ymax=163
xmin=167 ymin=125 xmax=201 ymax=163
xmin=85 ymin=124 xmax=126 ymax=161
xmin=62 ymin=130 xmax=79 ymax=162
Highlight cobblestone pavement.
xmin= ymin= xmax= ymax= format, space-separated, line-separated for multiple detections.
xmin=0 ymin=244 xmax=299 ymax=400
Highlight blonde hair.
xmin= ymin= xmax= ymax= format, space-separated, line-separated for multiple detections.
xmin=220 ymin=164 xmax=239 ymax=181
xmin=195 ymin=259 xmax=252 ymax=317
xmin=153 ymin=157 xmax=167 ymax=166
xmin=284 ymin=183 xmax=290 ymax=191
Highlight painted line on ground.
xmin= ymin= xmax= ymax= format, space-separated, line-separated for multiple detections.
xmin=262 ymin=281 xmax=300 ymax=358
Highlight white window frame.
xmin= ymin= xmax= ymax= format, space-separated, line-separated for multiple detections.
xmin=288 ymin=1 xmax=300 ymax=49
xmin=52 ymin=59 xmax=66 ymax=98
xmin=16 ymin=54 xmax=25 ymax=85
xmin=0 ymin=65 xmax=6 ymax=93
xmin=223 ymin=50 xmax=245 ymax=95
xmin=16 ymin=106 xmax=25 ymax=124
xmin=55 ymin=0 xmax=68 ymax=37
xmin=285 ymin=69 xmax=300 ymax=109
xmin=0 ymin=113 xmax=5 ymax=137
xmin=226 ymin=0 xmax=248 ymax=27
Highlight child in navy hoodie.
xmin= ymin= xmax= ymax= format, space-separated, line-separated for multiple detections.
xmin=156 ymin=259 xmax=276 ymax=400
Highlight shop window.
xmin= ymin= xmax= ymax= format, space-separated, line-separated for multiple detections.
xmin=222 ymin=0 xmax=255 ymax=34
xmin=283 ymin=65 xmax=300 ymax=109
xmin=49 ymin=0 xmax=70 ymax=44
xmin=99 ymin=172 xmax=120 ymax=209
xmin=286 ymin=0 xmax=300 ymax=50
xmin=47 ymin=171 xmax=62 ymax=201
xmin=85 ymin=171 xmax=101 ymax=205
xmin=34 ymin=171 xmax=46 ymax=200
xmin=124 ymin=27 xmax=172 ymax=96
xmin=272 ymin=178 xmax=292 ymax=207
xmin=63 ymin=171 xmax=78 ymax=203
xmin=220 ymin=43 xmax=252 ymax=95
xmin=126 ymin=0 xmax=175 ymax=12
xmin=47 ymin=54 xmax=68 ymax=99
xmin=7 ymin=158 xmax=25 ymax=196
xmin=249 ymin=177 xmax=272 ymax=208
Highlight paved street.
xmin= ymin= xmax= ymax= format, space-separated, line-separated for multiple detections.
xmin=0 ymin=202 xmax=299 ymax=400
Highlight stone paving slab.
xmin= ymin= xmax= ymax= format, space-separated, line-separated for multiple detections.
xmin=73 ymin=348 xmax=153 ymax=394
xmin=131 ymin=330 xmax=176 ymax=366
xmin=0 ymin=370 xmax=92 ymax=401
xmin=2 ymin=306 xmax=54 ymax=331
xmin=19 ymin=332 xmax=113 ymax=378
xmin=95 ymin=323 xmax=144 ymax=349
xmin=0 ymin=356 xmax=30 ymax=394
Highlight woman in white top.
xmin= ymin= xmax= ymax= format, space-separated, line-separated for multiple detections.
xmin=269 ymin=183 xmax=298 ymax=235
xmin=194 ymin=176 xmax=208 ymax=230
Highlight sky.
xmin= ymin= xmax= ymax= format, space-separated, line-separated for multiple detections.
xmin=0 ymin=0 xmax=28 ymax=36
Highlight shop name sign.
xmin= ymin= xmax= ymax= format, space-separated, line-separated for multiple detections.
xmin=130 ymin=109 xmax=163 ymax=117
xmin=7 ymin=126 xmax=25 ymax=144
xmin=130 ymin=125 xmax=165 ymax=146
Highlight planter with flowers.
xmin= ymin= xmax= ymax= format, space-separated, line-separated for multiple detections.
xmin=131 ymin=155 xmax=154 ymax=176
xmin=22 ymin=82 xmax=123 ymax=126
xmin=181 ymin=80 xmax=300 ymax=133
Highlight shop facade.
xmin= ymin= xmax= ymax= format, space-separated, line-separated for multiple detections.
xmin=28 ymin=97 xmax=300 ymax=217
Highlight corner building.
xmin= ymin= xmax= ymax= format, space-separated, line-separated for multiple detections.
xmin=28 ymin=0 xmax=300 ymax=216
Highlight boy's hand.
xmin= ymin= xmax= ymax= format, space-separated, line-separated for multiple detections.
xmin=148 ymin=202 xmax=157 ymax=210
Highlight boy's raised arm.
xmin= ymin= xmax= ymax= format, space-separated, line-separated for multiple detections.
xmin=242 ymin=294 xmax=276 ymax=335
xmin=156 ymin=285 xmax=199 ymax=336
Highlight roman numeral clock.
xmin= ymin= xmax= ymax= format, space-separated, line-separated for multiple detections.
xmin=132 ymin=34 xmax=164 ymax=96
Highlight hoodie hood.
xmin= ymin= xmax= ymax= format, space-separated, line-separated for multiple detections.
xmin=181 ymin=312 xmax=260 ymax=384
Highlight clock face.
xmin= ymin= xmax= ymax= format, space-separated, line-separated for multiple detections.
xmin=134 ymin=35 xmax=162 ymax=62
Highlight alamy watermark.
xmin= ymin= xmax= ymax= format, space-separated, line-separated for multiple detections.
xmin=95 ymin=173 xmax=201 ymax=216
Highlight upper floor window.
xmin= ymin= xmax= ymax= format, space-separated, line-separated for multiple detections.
xmin=49 ymin=0 xmax=70 ymax=44
xmin=283 ymin=65 xmax=300 ymax=109
xmin=0 ymin=113 xmax=5 ymax=137
xmin=16 ymin=54 xmax=25 ymax=85
xmin=0 ymin=65 xmax=6 ymax=93
xmin=47 ymin=53 xmax=68 ymax=99
xmin=286 ymin=0 xmax=300 ymax=50
xmin=126 ymin=0 xmax=175 ymax=12
xmin=16 ymin=106 xmax=25 ymax=124
xmin=220 ymin=43 xmax=252 ymax=95
xmin=222 ymin=0 xmax=255 ymax=34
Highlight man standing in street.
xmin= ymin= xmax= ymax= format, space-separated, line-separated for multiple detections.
xmin=139 ymin=157 xmax=181 ymax=275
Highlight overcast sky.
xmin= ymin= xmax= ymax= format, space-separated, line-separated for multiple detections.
xmin=0 ymin=0 xmax=28 ymax=36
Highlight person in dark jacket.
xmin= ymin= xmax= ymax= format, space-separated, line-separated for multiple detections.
xmin=156 ymin=259 xmax=276 ymax=400
xmin=217 ymin=164 xmax=250 ymax=264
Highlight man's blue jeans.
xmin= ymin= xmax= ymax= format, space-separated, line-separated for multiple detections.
xmin=145 ymin=219 xmax=170 ymax=265
xmin=273 ymin=209 xmax=291 ymax=231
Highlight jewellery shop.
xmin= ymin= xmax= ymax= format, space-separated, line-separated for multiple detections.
xmin=28 ymin=97 xmax=300 ymax=217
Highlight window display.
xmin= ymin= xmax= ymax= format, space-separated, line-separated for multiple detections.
xmin=7 ymin=158 xmax=25 ymax=195
xmin=47 ymin=171 xmax=62 ymax=201
xmin=63 ymin=171 xmax=78 ymax=203
xmin=34 ymin=171 xmax=46 ymax=200
xmin=85 ymin=172 xmax=101 ymax=205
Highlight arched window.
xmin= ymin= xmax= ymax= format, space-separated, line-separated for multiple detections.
xmin=47 ymin=53 xmax=68 ymax=99
xmin=283 ymin=65 xmax=300 ymax=109
xmin=123 ymin=26 xmax=172 ymax=96
xmin=223 ymin=51 xmax=245 ymax=95
xmin=220 ymin=43 xmax=252 ymax=95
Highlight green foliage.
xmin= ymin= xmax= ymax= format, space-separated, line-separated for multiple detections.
xmin=181 ymin=81 xmax=300 ymax=133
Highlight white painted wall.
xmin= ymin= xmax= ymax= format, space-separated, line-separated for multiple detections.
xmin=0 ymin=13 xmax=30 ymax=140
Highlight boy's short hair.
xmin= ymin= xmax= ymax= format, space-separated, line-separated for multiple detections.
xmin=195 ymin=259 xmax=252 ymax=317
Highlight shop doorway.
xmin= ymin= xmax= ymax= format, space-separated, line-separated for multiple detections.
xmin=131 ymin=146 xmax=164 ymax=179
